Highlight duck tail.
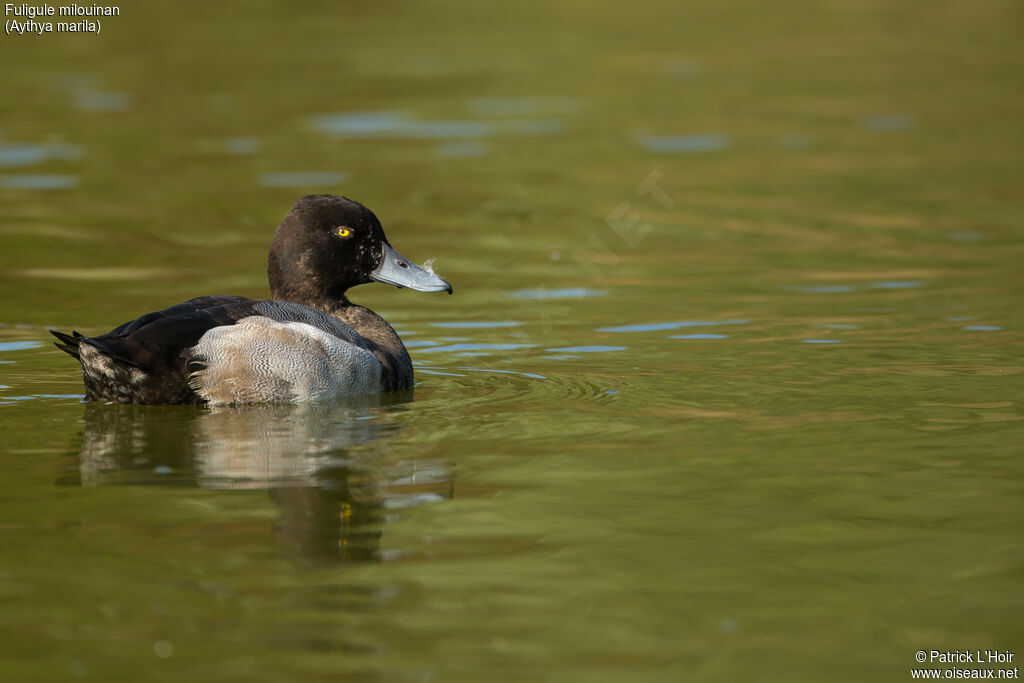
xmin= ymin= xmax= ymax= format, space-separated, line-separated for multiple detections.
xmin=50 ymin=329 xmax=83 ymax=360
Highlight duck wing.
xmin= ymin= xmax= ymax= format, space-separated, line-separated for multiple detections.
xmin=51 ymin=296 xmax=262 ymax=404
xmin=51 ymin=297 xmax=377 ymax=405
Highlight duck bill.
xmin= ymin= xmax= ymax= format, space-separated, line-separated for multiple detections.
xmin=371 ymin=243 xmax=453 ymax=294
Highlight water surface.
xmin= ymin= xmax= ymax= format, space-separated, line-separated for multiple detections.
xmin=1 ymin=2 xmax=1022 ymax=682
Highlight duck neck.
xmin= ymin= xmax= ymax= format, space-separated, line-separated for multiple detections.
xmin=324 ymin=298 xmax=397 ymax=350
xmin=314 ymin=295 xmax=415 ymax=392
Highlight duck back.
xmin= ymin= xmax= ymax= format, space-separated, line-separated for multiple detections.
xmin=52 ymin=297 xmax=388 ymax=405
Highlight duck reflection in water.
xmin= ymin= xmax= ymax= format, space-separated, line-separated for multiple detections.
xmin=69 ymin=393 xmax=454 ymax=564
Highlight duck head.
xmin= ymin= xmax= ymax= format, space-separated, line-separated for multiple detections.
xmin=268 ymin=194 xmax=453 ymax=305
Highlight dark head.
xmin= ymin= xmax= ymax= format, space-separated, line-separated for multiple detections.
xmin=268 ymin=195 xmax=452 ymax=306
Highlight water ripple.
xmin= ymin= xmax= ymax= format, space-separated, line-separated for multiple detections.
xmin=430 ymin=321 xmax=521 ymax=328
xmin=224 ymin=137 xmax=261 ymax=155
xmin=419 ymin=365 xmax=614 ymax=406
xmin=637 ymin=133 xmax=730 ymax=153
xmin=599 ymin=320 xmax=748 ymax=333
xmin=787 ymin=285 xmax=855 ymax=294
xmin=73 ymin=90 xmax=132 ymax=112
xmin=781 ymin=134 xmax=813 ymax=148
xmin=0 ymin=142 xmax=82 ymax=168
xmin=0 ymin=174 xmax=78 ymax=190
xmin=259 ymin=171 xmax=347 ymax=187
xmin=436 ymin=141 xmax=489 ymax=158
xmin=416 ymin=343 xmax=534 ymax=354
xmin=312 ymin=111 xmax=566 ymax=140
xmin=0 ymin=393 xmax=86 ymax=403
xmin=415 ymin=368 xmax=467 ymax=377
xmin=669 ymin=334 xmax=727 ymax=340
xmin=862 ymin=114 xmax=915 ymax=131
xmin=466 ymin=97 xmax=582 ymax=117
xmin=946 ymin=231 xmax=985 ymax=242
xmin=455 ymin=366 xmax=546 ymax=380
xmin=0 ymin=341 xmax=42 ymax=352
xmin=508 ymin=287 xmax=605 ymax=300
xmin=870 ymin=281 xmax=923 ymax=289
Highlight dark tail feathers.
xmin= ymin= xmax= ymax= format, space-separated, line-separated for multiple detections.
xmin=50 ymin=329 xmax=83 ymax=360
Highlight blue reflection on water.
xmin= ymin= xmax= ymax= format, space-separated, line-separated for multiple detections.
xmin=661 ymin=59 xmax=701 ymax=80
xmin=50 ymin=75 xmax=133 ymax=112
xmin=637 ymin=133 xmax=730 ymax=153
xmin=403 ymin=119 xmax=491 ymax=139
xmin=787 ymin=285 xmax=855 ymax=293
xmin=431 ymin=321 xmax=522 ymax=328
xmin=417 ymin=343 xmax=534 ymax=353
xmin=870 ymin=281 xmax=923 ymax=289
xmin=508 ymin=288 xmax=606 ymax=299
xmin=312 ymin=111 xmax=565 ymax=139
xmin=0 ymin=142 xmax=82 ymax=168
xmin=73 ymin=91 xmax=132 ymax=112
xmin=1 ymin=175 xmax=78 ymax=190
xmin=457 ymin=367 xmax=546 ymax=380
xmin=51 ymin=73 xmax=94 ymax=92
xmin=259 ymin=171 xmax=347 ymax=187
xmin=599 ymin=320 xmax=748 ymax=333
xmin=781 ymin=134 xmax=813 ymax=148
xmin=436 ymin=141 xmax=489 ymax=158
xmin=0 ymin=341 xmax=42 ymax=351
xmin=862 ymin=114 xmax=915 ymax=131
xmin=545 ymin=345 xmax=626 ymax=353
xmin=669 ymin=334 xmax=728 ymax=340
xmin=947 ymin=231 xmax=985 ymax=242
xmin=314 ymin=111 xmax=407 ymax=136
xmin=224 ymin=137 xmax=261 ymax=155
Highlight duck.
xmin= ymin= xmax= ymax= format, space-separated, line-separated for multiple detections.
xmin=50 ymin=194 xmax=453 ymax=405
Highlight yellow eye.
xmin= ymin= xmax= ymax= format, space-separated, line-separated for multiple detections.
xmin=335 ymin=226 xmax=352 ymax=238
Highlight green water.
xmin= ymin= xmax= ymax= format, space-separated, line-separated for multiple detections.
xmin=2 ymin=1 xmax=1023 ymax=681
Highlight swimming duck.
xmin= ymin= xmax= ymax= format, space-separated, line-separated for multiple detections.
xmin=51 ymin=194 xmax=452 ymax=405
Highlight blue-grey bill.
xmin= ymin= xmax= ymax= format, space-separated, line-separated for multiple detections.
xmin=371 ymin=243 xmax=453 ymax=294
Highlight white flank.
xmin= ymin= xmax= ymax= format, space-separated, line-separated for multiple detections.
xmin=189 ymin=316 xmax=383 ymax=405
